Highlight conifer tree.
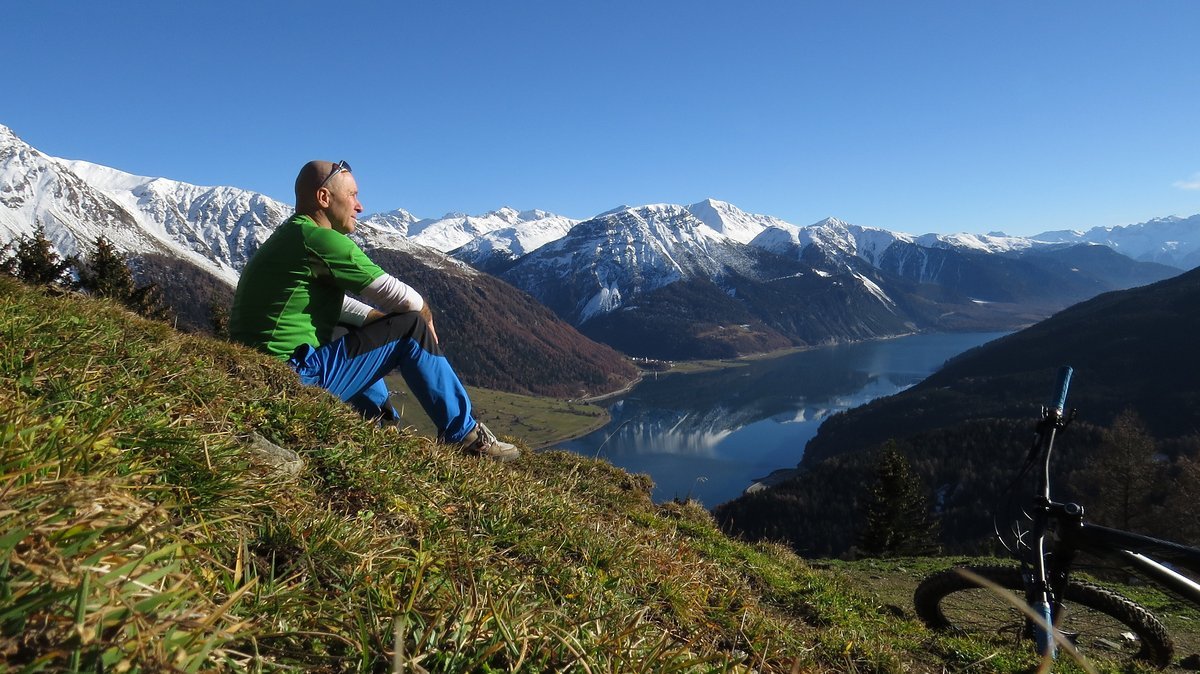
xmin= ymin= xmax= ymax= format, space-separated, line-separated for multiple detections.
xmin=0 ymin=240 xmax=15 ymax=276
xmin=77 ymin=235 xmax=135 ymax=301
xmin=127 ymin=281 xmax=173 ymax=322
xmin=5 ymin=225 xmax=76 ymax=287
xmin=209 ymin=300 xmax=231 ymax=338
xmin=77 ymin=235 xmax=174 ymax=323
xmin=1071 ymin=408 xmax=1159 ymax=532
xmin=1162 ymin=447 xmax=1200 ymax=545
xmin=860 ymin=443 xmax=940 ymax=557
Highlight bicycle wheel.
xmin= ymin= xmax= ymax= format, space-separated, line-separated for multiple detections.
xmin=914 ymin=564 xmax=1174 ymax=668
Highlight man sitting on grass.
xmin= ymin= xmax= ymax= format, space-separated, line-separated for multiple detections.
xmin=229 ymin=159 xmax=518 ymax=461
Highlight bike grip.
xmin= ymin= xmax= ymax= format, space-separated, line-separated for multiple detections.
xmin=1051 ymin=366 xmax=1073 ymax=416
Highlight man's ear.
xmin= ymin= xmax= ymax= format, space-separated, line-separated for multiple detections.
xmin=315 ymin=186 xmax=332 ymax=208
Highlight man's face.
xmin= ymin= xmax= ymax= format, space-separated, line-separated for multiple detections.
xmin=324 ymin=173 xmax=363 ymax=234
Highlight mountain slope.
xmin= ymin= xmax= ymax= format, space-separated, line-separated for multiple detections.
xmin=803 ymin=264 xmax=1200 ymax=464
xmin=2 ymin=273 xmax=973 ymax=672
xmin=715 ymin=266 xmax=1200 ymax=556
xmin=365 ymin=246 xmax=638 ymax=398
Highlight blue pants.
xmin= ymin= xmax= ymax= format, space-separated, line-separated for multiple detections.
xmin=287 ymin=311 xmax=476 ymax=443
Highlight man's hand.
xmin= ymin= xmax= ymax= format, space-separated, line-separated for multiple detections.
xmin=362 ymin=305 xmax=437 ymax=344
xmin=420 ymin=304 xmax=439 ymax=345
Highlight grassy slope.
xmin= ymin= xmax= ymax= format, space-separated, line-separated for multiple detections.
xmin=382 ymin=377 xmax=611 ymax=450
xmin=2 ymin=275 xmax=1133 ymax=673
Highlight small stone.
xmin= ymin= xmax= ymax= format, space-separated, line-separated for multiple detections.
xmin=247 ymin=433 xmax=303 ymax=476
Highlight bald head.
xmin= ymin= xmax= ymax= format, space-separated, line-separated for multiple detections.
xmin=293 ymin=160 xmax=363 ymax=234
xmin=295 ymin=160 xmax=342 ymax=213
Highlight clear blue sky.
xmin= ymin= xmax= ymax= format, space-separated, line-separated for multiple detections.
xmin=6 ymin=1 xmax=1199 ymax=236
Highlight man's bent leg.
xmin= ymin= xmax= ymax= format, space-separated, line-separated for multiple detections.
xmin=347 ymin=379 xmax=401 ymax=423
xmin=291 ymin=313 xmax=475 ymax=442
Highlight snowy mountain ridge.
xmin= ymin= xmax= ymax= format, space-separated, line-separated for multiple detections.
xmin=1034 ymin=214 xmax=1200 ymax=269
xmin=501 ymin=203 xmax=761 ymax=324
xmin=0 ymin=122 xmax=1194 ymax=360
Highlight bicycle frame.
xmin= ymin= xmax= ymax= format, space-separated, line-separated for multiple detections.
xmin=1026 ymin=366 xmax=1200 ymax=658
xmin=1053 ymin=511 xmax=1200 ymax=607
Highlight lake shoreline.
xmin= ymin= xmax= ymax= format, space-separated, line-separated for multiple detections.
xmin=557 ymin=331 xmax=1011 ymax=506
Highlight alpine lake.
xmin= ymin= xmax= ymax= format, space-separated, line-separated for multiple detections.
xmin=557 ymin=331 xmax=1009 ymax=508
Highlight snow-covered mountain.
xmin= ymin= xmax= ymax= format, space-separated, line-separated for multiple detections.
xmin=496 ymin=203 xmax=950 ymax=358
xmin=375 ymin=207 xmax=579 ymax=254
xmin=0 ymin=124 xmax=269 ymax=284
xmin=61 ymin=159 xmax=292 ymax=282
xmin=750 ymin=214 xmax=1040 ymax=269
xmin=1035 ymin=215 xmax=1200 ymax=269
xmin=1 ymin=122 xmax=1191 ymax=362
xmin=0 ymin=124 xmax=637 ymax=396
xmin=686 ymin=198 xmax=794 ymax=244
xmin=359 ymin=208 xmax=420 ymax=237
xmin=751 ymin=217 xmax=904 ymax=267
xmin=0 ymin=124 xmax=562 ymax=286
xmin=501 ymin=203 xmax=772 ymax=324
xmin=446 ymin=209 xmax=579 ymax=273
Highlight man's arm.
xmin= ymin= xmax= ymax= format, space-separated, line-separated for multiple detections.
xmin=341 ymin=274 xmax=439 ymax=343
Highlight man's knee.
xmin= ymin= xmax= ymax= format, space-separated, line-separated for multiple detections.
xmin=343 ymin=311 xmax=436 ymax=357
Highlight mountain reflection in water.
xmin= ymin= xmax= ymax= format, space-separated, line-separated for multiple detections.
xmin=559 ymin=332 xmax=1008 ymax=508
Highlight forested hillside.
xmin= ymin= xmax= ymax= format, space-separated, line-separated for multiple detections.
xmin=717 ymin=268 xmax=1200 ymax=557
xmin=368 ymin=247 xmax=639 ymax=398
xmin=116 ymin=243 xmax=640 ymax=399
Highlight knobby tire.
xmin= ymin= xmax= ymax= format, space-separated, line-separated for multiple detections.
xmin=913 ymin=564 xmax=1174 ymax=668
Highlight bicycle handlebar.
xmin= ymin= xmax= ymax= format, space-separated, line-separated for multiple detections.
xmin=1050 ymin=366 xmax=1073 ymax=418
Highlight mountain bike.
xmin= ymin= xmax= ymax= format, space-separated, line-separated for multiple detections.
xmin=913 ymin=366 xmax=1200 ymax=668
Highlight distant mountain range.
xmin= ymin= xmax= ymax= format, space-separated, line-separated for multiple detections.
xmin=492 ymin=202 xmax=1181 ymax=357
xmin=2 ymin=122 xmax=1196 ymax=363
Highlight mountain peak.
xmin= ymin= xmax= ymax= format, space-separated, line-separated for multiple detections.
xmin=810 ymin=216 xmax=850 ymax=229
xmin=686 ymin=199 xmax=795 ymax=244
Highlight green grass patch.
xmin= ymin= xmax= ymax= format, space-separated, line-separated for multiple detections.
xmin=383 ymin=376 xmax=609 ymax=448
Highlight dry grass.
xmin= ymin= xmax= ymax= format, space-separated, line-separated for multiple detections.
xmin=1 ymin=275 xmax=1061 ymax=672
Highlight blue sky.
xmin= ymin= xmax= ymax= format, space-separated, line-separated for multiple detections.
xmin=5 ymin=1 xmax=1198 ymax=236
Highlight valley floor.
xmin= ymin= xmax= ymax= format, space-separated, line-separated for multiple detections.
xmin=383 ymin=375 xmax=613 ymax=449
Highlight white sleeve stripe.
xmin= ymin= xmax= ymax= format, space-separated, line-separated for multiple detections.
xmin=360 ymin=273 xmax=424 ymax=314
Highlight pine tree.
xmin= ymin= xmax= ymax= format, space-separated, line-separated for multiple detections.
xmin=1162 ymin=452 xmax=1200 ymax=545
xmin=209 ymin=300 xmax=231 ymax=338
xmin=0 ymin=240 xmax=15 ymax=276
xmin=1071 ymin=408 xmax=1159 ymax=532
xmin=127 ymin=281 xmax=173 ymax=322
xmin=860 ymin=444 xmax=940 ymax=557
xmin=77 ymin=235 xmax=135 ymax=301
xmin=77 ymin=235 xmax=174 ymax=323
xmin=5 ymin=225 xmax=76 ymax=287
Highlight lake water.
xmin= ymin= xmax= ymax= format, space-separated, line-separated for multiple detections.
xmin=559 ymin=332 xmax=1008 ymax=508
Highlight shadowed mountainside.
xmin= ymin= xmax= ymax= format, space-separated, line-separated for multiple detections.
xmin=716 ymin=268 xmax=1200 ymax=557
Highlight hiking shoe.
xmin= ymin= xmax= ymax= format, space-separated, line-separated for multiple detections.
xmin=458 ymin=422 xmax=520 ymax=462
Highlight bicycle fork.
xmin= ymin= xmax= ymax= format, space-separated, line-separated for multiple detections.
xmin=1028 ymin=500 xmax=1086 ymax=661
xmin=1029 ymin=502 xmax=1058 ymax=659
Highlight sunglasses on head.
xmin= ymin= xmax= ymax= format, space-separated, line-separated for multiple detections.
xmin=318 ymin=160 xmax=352 ymax=189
